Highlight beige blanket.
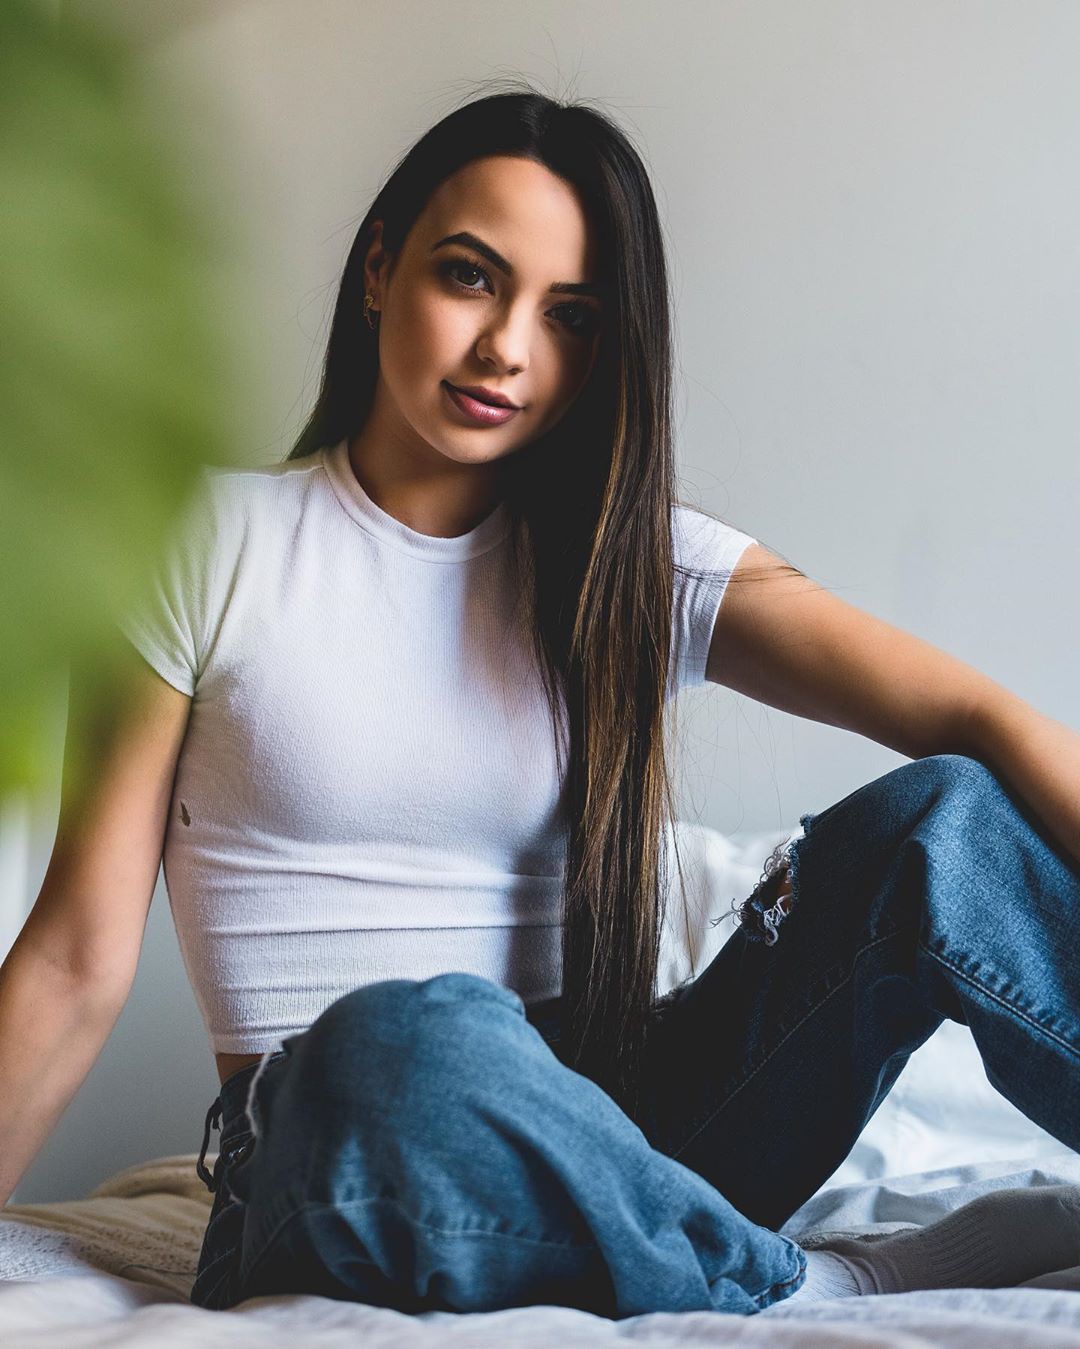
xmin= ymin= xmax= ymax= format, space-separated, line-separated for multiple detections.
xmin=0 ymin=1154 xmax=212 ymax=1298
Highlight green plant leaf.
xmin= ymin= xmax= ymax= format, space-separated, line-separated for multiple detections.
xmin=0 ymin=0 xmax=251 ymax=803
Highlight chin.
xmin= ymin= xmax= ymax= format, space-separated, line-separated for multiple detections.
xmin=422 ymin=428 xmax=502 ymax=464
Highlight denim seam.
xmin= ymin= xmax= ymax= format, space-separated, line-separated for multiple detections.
xmin=748 ymin=1250 xmax=807 ymax=1308
xmin=238 ymin=1194 xmax=602 ymax=1294
xmin=192 ymin=1241 xmax=240 ymax=1306
xmin=198 ymin=1242 xmax=239 ymax=1272
xmin=669 ymin=928 xmax=906 ymax=1164
xmin=707 ymin=1239 xmax=806 ymax=1309
xmin=917 ymin=937 xmax=1080 ymax=1058
xmin=699 ymin=1242 xmax=806 ymax=1309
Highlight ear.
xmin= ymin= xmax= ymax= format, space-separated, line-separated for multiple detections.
xmin=363 ymin=219 xmax=393 ymax=297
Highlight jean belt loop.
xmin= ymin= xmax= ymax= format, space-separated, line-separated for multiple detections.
xmin=196 ymin=1096 xmax=224 ymax=1193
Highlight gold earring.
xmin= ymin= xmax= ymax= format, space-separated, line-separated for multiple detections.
xmin=364 ymin=292 xmax=379 ymax=330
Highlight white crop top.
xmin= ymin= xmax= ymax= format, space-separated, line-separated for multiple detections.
xmin=117 ymin=437 xmax=757 ymax=1054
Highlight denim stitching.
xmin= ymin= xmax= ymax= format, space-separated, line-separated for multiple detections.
xmin=238 ymin=1193 xmax=604 ymax=1294
xmin=192 ymin=1241 xmax=241 ymax=1307
xmin=918 ymin=937 xmax=1079 ymax=1058
xmin=706 ymin=1245 xmax=806 ymax=1308
xmin=669 ymin=928 xmax=906 ymax=1163
xmin=752 ymin=1254 xmax=807 ymax=1307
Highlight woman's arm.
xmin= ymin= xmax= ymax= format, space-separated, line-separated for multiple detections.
xmin=705 ymin=543 xmax=989 ymax=760
xmin=0 ymin=642 xmax=191 ymax=1204
xmin=0 ymin=943 xmax=131 ymax=1206
xmin=706 ymin=544 xmax=1080 ymax=871
xmin=965 ymin=691 xmax=1080 ymax=875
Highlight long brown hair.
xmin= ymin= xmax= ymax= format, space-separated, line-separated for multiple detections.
xmin=283 ymin=82 xmax=766 ymax=1120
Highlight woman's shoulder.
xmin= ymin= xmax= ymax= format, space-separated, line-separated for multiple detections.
xmin=671 ymin=500 xmax=757 ymax=569
xmin=202 ymin=447 xmax=326 ymax=496
xmin=196 ymin=448 xmax=330 ymax=533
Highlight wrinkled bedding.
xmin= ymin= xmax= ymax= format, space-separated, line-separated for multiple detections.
xmin=1 ymin=1144 xmax=1079 ymax=1346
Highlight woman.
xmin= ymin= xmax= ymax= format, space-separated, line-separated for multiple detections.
xmin=10 ymin=85 xmax=1079 ymax=1318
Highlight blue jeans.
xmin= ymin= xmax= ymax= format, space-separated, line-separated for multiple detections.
xmin=190 ymin=754 xmax=1080 ymax=1317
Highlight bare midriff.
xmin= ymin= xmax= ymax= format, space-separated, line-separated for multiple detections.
xmin=216 ymin=1051 xmax=266 ymax=1086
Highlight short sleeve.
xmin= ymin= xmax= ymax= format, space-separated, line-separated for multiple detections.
xmin=115 ymin=467 xmax=227 ymax=697
xmin=670 ymin=504 xmax=757 ymax=695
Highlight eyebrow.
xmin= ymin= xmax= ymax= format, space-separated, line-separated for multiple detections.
xmin=431 ymin=231 xmax=603 ymax=298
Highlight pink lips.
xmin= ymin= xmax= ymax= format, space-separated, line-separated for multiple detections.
xmin=443 ymin=382 xmax=521 ymax=426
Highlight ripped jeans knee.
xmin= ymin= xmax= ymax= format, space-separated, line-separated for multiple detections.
xmin=732 ymin=835 xmax=799 ymax=946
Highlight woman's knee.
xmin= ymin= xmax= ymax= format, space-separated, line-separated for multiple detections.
xmin=260 ymin=975 xmax=531 ymax=1193
xmin=900 ymin=754 xmax=1026 ymax=854
xmin=846 ymin=753 xmax=1007 ymax=850
xmin=906 ymin=752 xmax=999 ymax=799
xmin=732 ymin=754 xmax=1008 ymax=946
xmin=285 ymin=973 xmax=526 ymax=1108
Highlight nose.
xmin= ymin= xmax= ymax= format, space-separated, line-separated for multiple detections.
xmin=474 ymin=311 xmax=530 ymax=380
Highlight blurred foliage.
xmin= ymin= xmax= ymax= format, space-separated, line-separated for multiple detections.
xmin=0 ymin=0 xmax=249 ymax=804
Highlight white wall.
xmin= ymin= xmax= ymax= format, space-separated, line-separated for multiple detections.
xmin=11 ymin=0 xmax=1078 ymax=1200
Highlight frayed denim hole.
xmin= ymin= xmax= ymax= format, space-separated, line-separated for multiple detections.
xmin=730 ymin=820 xmax=813 ymax=946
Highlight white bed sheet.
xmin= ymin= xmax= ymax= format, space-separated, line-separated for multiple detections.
xmin=1 ymin=1139 xmax=1078 ymax=1344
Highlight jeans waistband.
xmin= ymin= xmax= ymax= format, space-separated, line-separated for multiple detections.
xmin=196 ymin=1050 xmax=288 ymax=1193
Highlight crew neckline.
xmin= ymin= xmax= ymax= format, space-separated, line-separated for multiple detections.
xmin=322 ymin=436 xmax=511 ymax=561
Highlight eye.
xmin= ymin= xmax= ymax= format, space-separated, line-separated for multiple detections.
xmin=442 ymin=258 xmax=490 ymax=293
xmin=552 ymin=303 xmax=602 ymax=338
xmin=440 ymin=257 xmax=602 ymax=339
